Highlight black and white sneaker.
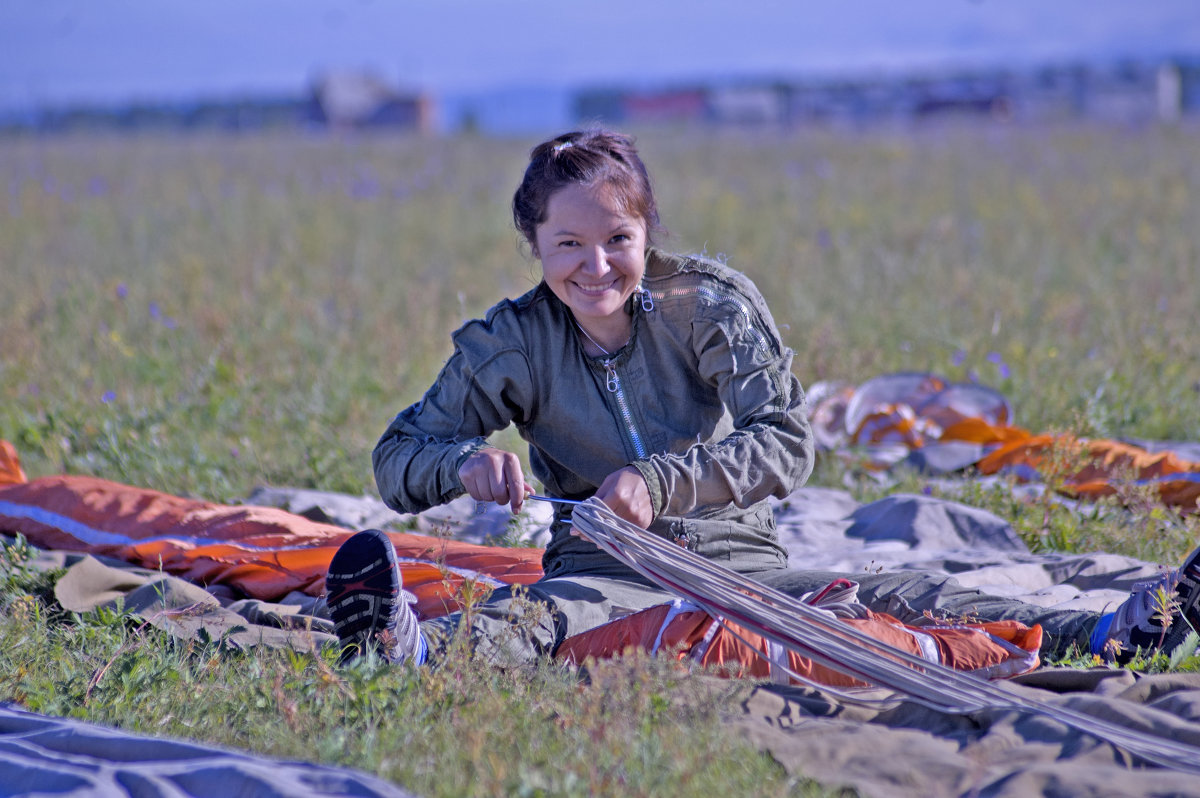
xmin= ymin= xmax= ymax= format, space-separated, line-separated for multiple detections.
xmin=1102 ymin=544 xmax=1200 ymax=663
xmin=326 ymin=528 xmax=423 ymax=664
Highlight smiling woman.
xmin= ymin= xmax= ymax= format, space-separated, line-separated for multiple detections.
xmin=326 ymin=127 xmax=817 ymax=666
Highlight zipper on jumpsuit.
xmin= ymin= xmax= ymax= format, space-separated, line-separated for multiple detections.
xmin=597 ymin=286 xmax=688 ymax=548
xmin=601 ymin=285 xmax=655 ymax=460
xmin=600 ymin=358 xmax=646 ymax=459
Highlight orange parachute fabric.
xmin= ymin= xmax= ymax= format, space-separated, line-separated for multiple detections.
xmin=809 ymin=372 xmax=1200 ymax=511
xmin=0 ymin=472 xmax=543 ymax=616
xmin=0 ymin=440 xmax=25 ymax=487
xmin=975 ymin=432 xmax=1200 ymax=508
xmin=556 ymin=600 xmax=1042 ymax=685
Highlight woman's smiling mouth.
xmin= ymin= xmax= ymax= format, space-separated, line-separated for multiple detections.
xmin=572 ymin=278 xmax=620 ymax=294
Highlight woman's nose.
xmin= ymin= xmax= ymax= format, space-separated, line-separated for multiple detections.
xmin=581 ymin=245 xmax=609 ymax=274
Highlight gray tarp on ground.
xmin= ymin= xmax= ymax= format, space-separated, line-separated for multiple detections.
xmin=5 ymin=486 xmax=1198 ymax=797
xmin=736 ymin=669 xmax=1200 ymax=798
xmin=0 ymin=702 xmax=416 ymax=798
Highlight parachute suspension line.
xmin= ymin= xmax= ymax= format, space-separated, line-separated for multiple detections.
xmin=569 ymin=498 xmax=1200 ymax=775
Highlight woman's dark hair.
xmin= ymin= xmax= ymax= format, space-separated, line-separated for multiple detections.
xmin=512 ymin=129 xmax=662 ymax=250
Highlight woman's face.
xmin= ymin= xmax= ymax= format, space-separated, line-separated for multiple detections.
xmin=534 ymin=182 xmax=648 ymax=336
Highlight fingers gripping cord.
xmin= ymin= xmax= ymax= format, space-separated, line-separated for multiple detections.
xmin=570 ymin=498 xmax=1200 ymax=775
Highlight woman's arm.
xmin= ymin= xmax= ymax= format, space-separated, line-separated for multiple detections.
xmin=630 ymin=274 xmax=814 ymax=520
xmin=373 ymin=319 xmax=534 ymax=514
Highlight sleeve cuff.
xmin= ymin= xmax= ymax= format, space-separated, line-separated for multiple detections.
xmin=630 ymin=459 xmax=665 ymax=521
xmin=443 ymin=438 xmax=490 ymax=501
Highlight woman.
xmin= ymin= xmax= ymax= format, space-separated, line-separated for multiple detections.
xmin=327 ymin=129 xmax=812 ymax=665
xmin=327 ymin=129 xmax=1200 ymax=669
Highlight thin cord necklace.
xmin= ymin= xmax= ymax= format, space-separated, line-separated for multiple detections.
xmin=574 ymin=319 xmax=627 ymax=357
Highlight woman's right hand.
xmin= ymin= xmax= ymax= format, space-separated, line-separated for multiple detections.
xmin=457 ymin=446 xmax=532 ymax=514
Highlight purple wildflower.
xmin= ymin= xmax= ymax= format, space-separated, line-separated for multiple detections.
xmin=149 ymin=302 xmax=161 ymax=320
xmin=951 ymin=349 xmax=967 ymax=367
xmin=985 ymin=351 xmax=1011 ymax=379
xmin=101 ymin=390 xmax=116 ymax=404
xmin=116 ymin=283 xmax=128 ymax=299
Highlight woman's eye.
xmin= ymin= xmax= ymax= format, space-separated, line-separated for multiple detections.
xmin=610 ymin=234 xmax=630 ymax=243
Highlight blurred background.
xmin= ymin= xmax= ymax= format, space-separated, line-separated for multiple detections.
xmin=3 ymin=0 xmax=1199 ymax=136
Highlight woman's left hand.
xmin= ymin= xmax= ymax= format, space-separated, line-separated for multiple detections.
xmin=594 ymin=466 xmax=654 ymax=527
xmin=570 ymin=467 xmax=653 ymax=540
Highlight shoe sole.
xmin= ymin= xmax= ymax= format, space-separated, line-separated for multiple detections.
xmin=1161 ymin=545 xmax=1200 ymax=656
xmin=326 ymin=528 xmax=401 ymax=663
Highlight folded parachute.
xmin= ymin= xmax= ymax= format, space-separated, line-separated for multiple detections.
xmin=0 ymin=466 xmax=542 ymax=617
xmin=808 ymin=372 xmax=1200 ymax=511
xmin=557 ymin=593 xmax=1042 ymax=685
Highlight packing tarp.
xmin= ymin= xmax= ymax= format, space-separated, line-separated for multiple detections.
xmin=734 ymin=669 xmax=1200 ymax=798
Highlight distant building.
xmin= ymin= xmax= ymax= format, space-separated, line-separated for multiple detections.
xmin=573 ymin=56 xmax=1200 ymax=131
xmin=306 ymin=71 xmax=434 ymax=132
xmin=709 ymin=86 xmax=786 ymax=125
xmin=576 ymin=88 xmax=708 ymax=126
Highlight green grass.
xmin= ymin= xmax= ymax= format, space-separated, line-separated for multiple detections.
xmin=2 ymin=121 xmax=1200 ymax=794
xmin=3 ymin=618 xmax=790 ymax=797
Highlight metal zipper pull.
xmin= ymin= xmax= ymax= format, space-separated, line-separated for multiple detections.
xmin=603 ymin=359 xmax=618 ymax=393
xmin=637 ymin=284 xmax=654 ymax=312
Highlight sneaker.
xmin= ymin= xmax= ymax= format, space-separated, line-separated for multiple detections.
xmin=326 ymin=528 xmax=423 ymax=664
xmin=1100 ymin=544 xmax=1200 ymax=664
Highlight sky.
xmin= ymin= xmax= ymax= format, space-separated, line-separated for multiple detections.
xmin=2 ymin=0 xmax=1198 ymax=114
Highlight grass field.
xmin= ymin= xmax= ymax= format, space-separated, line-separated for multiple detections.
xmin=2 ymin=120 xmax=1199 ymax=795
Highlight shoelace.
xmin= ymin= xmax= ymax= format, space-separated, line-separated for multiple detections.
xmin=570 ymin=498 xmax=1200 ymax=775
